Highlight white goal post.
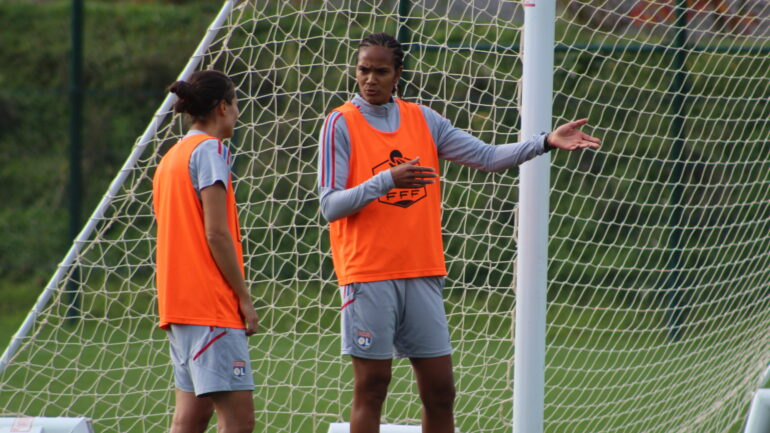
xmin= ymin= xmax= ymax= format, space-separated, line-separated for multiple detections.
xmin=1 ymin=1 xmax=769 ymax=433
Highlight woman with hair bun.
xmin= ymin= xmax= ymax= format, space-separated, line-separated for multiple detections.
xmin=153 ymin=70 xmax=257 ymax=433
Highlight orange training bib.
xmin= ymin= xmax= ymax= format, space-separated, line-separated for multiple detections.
xmin=329 ymin=100 xmax=446 ymax=285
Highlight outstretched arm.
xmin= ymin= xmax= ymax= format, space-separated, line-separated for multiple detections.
xmin=423 ymin=106 xmax=600 ymax=170
xmin=422 ymin=105 xmax=547 ymax=172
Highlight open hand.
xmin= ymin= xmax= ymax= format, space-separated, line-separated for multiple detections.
xmin=548 ymin=119 xmax=601 ymax=151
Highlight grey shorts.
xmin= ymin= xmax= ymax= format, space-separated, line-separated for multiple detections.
xmin=340 ymin=276 xmax=452 ymax=360
xmin=166 ymin=324 xmax=254 ymax=397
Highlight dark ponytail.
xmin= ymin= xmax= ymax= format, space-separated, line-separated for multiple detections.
xmin=168 ymin=70 xmax=235 ymax=122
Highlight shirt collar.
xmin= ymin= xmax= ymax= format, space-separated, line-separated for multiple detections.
xmin=352 ymin=94 xmax=397 ymax=118
xmin=186 ymin=129 xmax=208 ymax=138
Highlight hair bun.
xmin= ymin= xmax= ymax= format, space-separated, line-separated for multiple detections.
xmin=169 ymin=80 xmax=192 ymax=97
xmin=167 ymin=70 xmax=235 ymax=118
xmin=169 ymin=80 xmax=199 ymax=114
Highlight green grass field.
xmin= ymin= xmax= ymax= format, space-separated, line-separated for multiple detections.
xmin=0 ymin=283 xmax=758 ymax=433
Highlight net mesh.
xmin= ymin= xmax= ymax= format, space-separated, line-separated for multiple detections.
xmin=1 ymin=1 xmax=769 ymax=432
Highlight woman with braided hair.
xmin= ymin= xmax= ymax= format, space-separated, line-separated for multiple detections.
xmin=318 ymin=33 xmax=600 ymax=432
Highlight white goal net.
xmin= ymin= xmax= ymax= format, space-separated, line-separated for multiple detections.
xmin=1 ymin=1 xmax=769 ymax=432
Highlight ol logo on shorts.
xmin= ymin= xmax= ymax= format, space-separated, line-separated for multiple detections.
xmin=232 ymin=361 xmax=246 ymax=378
xmin=356 ymin=330 xmax=373 ymax=350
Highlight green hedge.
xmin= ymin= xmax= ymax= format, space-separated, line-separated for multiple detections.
xmin=0 ymin=1 xmax=216 ymax=305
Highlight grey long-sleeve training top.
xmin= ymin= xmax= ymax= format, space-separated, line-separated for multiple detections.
xmin=318 ymin=94 xmax=548 ymax=222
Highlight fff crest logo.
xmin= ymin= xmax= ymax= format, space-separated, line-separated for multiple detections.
xmin=372 ymin=150 xmax=428 ymax=208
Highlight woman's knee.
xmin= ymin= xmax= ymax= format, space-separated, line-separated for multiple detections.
xmin=214 ymin=409 xmax=254 ymax=433
xmin=171 ymin=396 xmax=213 ymax=433
xmin=210 ymin=390 xmax=255 ymax=433
xmin=226 ymin=416 xmax=254 ymax=433
xmin=172 ymin=411 xmax=212 ymax=433
xmin=422 ymin=381 xmax=455 ymax=411
xmin=355 ymin=370 xmax=391 ymax=404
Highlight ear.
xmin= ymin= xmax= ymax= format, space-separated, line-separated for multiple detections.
xmin=217 ymin=100 xmax=228 ymax=116
xmin=393 ymin=66 xmax=404 ymax=93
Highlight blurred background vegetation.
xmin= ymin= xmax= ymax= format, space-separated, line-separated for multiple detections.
xmin=1 ymin=0 xmax=768 ymax=349
xmin=0 ymin=0 xmax=220 ymax=343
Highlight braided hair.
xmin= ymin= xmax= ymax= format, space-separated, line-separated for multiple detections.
xmin=358 ymin=33 xmax=405 ymax=96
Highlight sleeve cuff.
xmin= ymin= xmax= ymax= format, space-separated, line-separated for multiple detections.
xmin=542 ymin=132 xmax=555 ymax=152
xmin=381 ymin=169 xmax=395 ymax=191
